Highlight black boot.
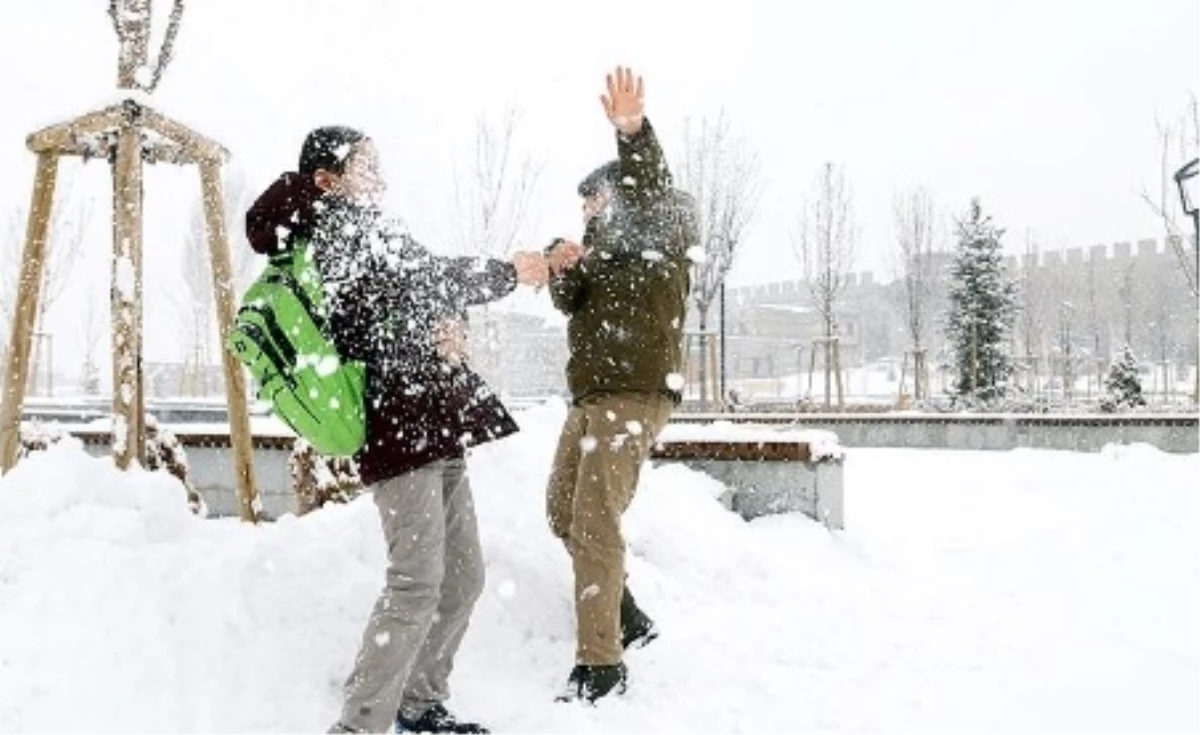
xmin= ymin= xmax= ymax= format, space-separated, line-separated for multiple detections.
xmin=395 ymin=704 xmax=488 ymax=734
xmin=555 ymin=663 xmax=628 ymax=703
xmin=620 ymin=585 xmax=659 ymax=650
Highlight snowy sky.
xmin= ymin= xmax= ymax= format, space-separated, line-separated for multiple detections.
xmin=0 ymin=0 xmax=1197 ymax=367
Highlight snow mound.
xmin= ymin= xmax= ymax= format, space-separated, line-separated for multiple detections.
xmin=0 ymin=403 xmax=1196 ymax=733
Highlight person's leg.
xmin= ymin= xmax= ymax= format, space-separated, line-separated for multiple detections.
xmin=568 ymin=394 xmax=672 ymax=668
xmin=398 ymin=458 xmax=487 ymax=724
xmin=333 ymin=463 xmax=449 ymax=734
xmin=546 ymin=405 xmax=587 ymax=545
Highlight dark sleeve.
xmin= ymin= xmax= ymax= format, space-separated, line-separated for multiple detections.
xmin=614 ymin=118 xmax=672 ymax=205
xmin=549 ymin=267 xmax=586 ymax=315
xmin=428 ymin=252 xmax=519 ymax=309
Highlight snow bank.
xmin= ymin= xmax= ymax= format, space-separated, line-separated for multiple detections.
xmin=0 ymin=403 xmax=1196 ymax=733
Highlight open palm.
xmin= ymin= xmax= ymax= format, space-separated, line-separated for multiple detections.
xmin=600 ymin=66 xmax=645 ymax=135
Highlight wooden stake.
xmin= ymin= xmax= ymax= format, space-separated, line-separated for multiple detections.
xmin=143 ymin=107 xmax=230 ymax=164
xmin=111 ymin=122 xmax=145 ymax=469
xmin=200 ymin=161 xmax=260 ymax=523
xmin=707 ymin=333 xmax=719 ymax=408
xmin=0 ymin=154 xmax=60 ymax=472
xmin=26 ymin=105 xmax=125 ymax=155
xmin=833 ymin=337 xmax=845 ymax=409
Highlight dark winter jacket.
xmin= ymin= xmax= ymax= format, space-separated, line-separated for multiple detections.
xmin=550 ymin=119 xmax=696 ymax=403
xmin=245 ymin=174 xmax=519 ymax=485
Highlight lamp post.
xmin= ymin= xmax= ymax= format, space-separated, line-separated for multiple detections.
xmin=1175 ymin=158 xmax=1199 ymax=403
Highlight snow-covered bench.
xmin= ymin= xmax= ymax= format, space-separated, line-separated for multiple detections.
xmin=651 ymin=424 xmax=845 ymax=530
xmin=51 ymin=419 xmax=845 ymax=528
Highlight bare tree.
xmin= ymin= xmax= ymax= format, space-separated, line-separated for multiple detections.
xmin=109 ymin=0 xmax=186 ymax=92
xmin=80 ymin=280 xmax=107 ymax=395
xmin=1083 ymin=254 xmax=1105 ymax=396
xmin=452 ymin=106 xmax=542 ymax=259
xmin=675 ymin=112 xmax=761 ymax=408
xmin=1014 ymin=232 xmax=1053 ymax=397
xmin=448 ymin=107 xmax=542 ymax=391
xmin=892 ymin=186 xmax=937 ymax=400
xmin=168 ymin=170 xmax=251 ymax=396
xmin=2 ymin=181 xmax=92 ymax=395
xmin=1140 ymin=94 xmax=1199 ymax=401
xmin=793 ymin=162 xmax=857 ymax=408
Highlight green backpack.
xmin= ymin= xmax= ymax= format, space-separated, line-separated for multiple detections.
xmin=228 ymin=240 xmax=367 ymax=457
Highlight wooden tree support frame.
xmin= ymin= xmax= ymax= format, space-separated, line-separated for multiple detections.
xmin=0 ymin=98 xmax=260 ymax=522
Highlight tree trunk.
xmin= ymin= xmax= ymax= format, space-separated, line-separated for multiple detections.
xmin=697 ymin=308 xmax=709 ymax=409
xmin=833 ymin=337 xmax=844 ymax=409
xmin=822 ymin=340 xmax=831 ymax=408
xmin=970 ymin=320 xmax=979 ymax=399
xmin=115 ymin=0 xmax=152 ymax=90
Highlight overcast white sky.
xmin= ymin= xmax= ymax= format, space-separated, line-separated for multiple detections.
xmin=1 ymin=0 xmax=1197 ymax=368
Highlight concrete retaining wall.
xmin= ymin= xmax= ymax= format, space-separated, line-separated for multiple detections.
xmin=673 ymin=414 xmax=1199 ymax=454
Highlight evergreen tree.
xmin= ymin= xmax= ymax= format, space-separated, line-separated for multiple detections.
xmin=944 ymin=199 xmax=1018 ymax=405
xmin=1102 ymin=344 xmax=1146 ymax=412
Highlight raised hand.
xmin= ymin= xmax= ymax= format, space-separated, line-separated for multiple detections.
xmin=548 ymin=240 xmax=586 ymax=275
xmin=600 ymin=66 xmax=645 ymax=136
xmin=512 ymin=251 xmax=550 ymax=288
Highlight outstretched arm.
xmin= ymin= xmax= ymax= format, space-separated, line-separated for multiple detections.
xmin=601 ymin=67 xmax=671 ymax=202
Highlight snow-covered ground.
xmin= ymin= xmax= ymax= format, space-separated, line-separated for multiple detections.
xmin=0 ymin=403 xmax=1196 ymax=733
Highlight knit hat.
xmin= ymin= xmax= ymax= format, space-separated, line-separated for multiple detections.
xmin=298 ymin=126 xmax=367 ymax=175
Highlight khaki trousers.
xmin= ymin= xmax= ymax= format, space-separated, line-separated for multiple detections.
xmin=546 ymin=393 xmax=673 ymax=665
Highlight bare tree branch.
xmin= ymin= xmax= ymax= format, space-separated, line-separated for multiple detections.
xmin=111 ymin=0 xmax=151 ymax=89
xmin=3 ymin=180 xmax=91 ymax=340
xmin=169 ymin=170 xmax=250 ymax=395
xmin=147 ymin=0 xmax=186 ymax=94
xmin=676 ymin=112 xmax=761 ymax=320
xmin=1140 ymin=101 xmax=1199 ymax=298
xmin=452 ymin=106 xmax=543 ymax=258
xmin=675 ymin=112 xmax=760 ymax=407
xmin=792 ymin=162 xmax=857 ymax=408
xmin=892 ymin=186 xmax=936 ymax=354
xmin=110 ymin=0 xmax=185 ymax=92
xmin=793 ymin=162 xmax=857 ymax=336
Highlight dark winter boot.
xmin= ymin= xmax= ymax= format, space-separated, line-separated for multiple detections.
xmin=395 ymin=704 xmax=489 ymax=734
xmin=620 ymin=586 xmax=659 ymax=650
xmin=555 ymin=663 xmax=628 ymax=703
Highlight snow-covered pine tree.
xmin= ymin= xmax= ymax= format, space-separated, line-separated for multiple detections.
xmin=944 ymin=198 xmax=1018 ymax=406
xmin=1102 ymin=343 xmax=1146 ymax=412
